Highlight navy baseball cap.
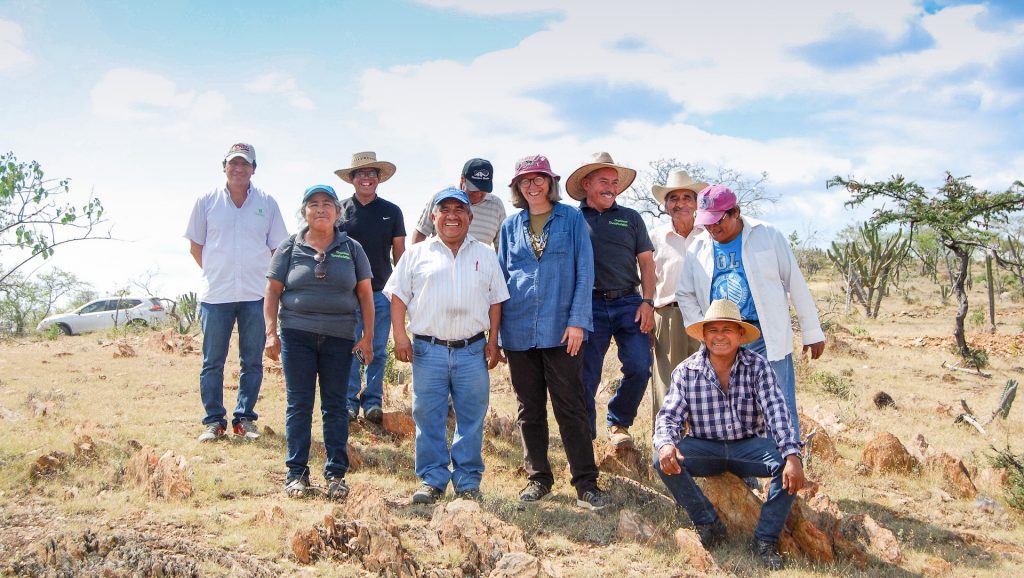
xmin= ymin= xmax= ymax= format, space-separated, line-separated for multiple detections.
xmin=461 ymin=158 xmax=494 ymax=193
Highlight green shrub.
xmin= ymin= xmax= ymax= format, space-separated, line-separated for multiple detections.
xmin=988 ymin=446 xmax=1024 ymax=511
xmin=809 ymin=370 xmax=853 ymax=400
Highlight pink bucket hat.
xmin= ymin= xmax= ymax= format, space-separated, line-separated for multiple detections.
xmin=694 ymin=185 xmax=737 ymax=226
xmin=509 ymin=154 xmax=560 ymax=186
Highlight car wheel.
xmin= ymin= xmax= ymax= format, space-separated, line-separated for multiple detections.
xmin=57 ymin=324 xmax=73 ymax=336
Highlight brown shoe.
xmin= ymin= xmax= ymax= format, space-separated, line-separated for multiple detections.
xmin=607 ymin=425 xmax=634 ymax=448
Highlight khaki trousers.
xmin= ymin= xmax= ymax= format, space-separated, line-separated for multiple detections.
xmin=651 ymin=305 xmax=701 ymax=423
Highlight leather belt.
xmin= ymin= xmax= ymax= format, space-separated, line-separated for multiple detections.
xmin=414 ymin=332 xmax=486 ymax=349
xmin=593 ymin=288 xmax=638 ymax=300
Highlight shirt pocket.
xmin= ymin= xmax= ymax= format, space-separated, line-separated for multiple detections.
xmin=545 ymin=231 xmax=570 ymax=255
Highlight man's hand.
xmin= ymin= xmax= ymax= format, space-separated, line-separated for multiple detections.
xmin=264 ymin=333 xmax=280 ymax=362
xmin=561 ymin=326 xmax=584 ymax=356
xmin=393 ymin=333 xmax=413 ymax=363
xmin=803 ymin=339 xmax=826 ymax=360
xmin=657 ymin=444 xmax=685 ymax=475
xmin=782 ymin=454 xmax=805 ymax=494
xmin=635 ymin=302 xmax=654 ymax=333
xmin=485 ymin=338 xmax=501 ymax=369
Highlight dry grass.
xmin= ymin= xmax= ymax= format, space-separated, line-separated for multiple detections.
xmin=0 ymin=269 xmax=1023 ymax=576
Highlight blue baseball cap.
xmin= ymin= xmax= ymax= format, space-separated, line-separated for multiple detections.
xmin=432 ymin=186 xmax=470 ymax=206
xmin=302 ymin=184 xmax=339 ymax=203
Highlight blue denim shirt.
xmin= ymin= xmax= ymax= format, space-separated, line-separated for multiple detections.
xmin=498 ymin=202 xmax=594 ymax=351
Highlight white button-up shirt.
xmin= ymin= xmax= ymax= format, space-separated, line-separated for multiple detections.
xmin=384 ymin=236 xmax=509 ymax=340
xmin=649 ymin=222 xmax=704 ymax=308
xmin=184 ymin=184 xmax=289 ymax=304
xmin=676 ymin=216 xmax=824 ymax=361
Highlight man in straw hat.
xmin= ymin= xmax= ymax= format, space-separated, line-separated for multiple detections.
xmin=653 ymin=299 xmax=804 ymax=571
xmin=567 ymin=152 xmax=655 ymax=448
xmin=186 ymin=143 xmax=289 ymax=442
xmin=412 ymin=158 xmax=506 ymax=249
xmin=648 ymin=170 xmax=709 ymax=425
xmin=336 ymin=151 xmax=406 ymax=424
xmin=676 ymin=185 xmax=825 ymax=438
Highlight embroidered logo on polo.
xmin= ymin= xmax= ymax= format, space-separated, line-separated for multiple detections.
xmin=256 ymin=208 xmax=265 ymax=216
xmin=609 ymin=218 xmax=630 ymax=228
xmin=330 ymin=251 xmax=352 ymax=260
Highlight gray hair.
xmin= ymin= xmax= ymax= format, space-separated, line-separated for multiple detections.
xmin=299 ymin=197 xmax=343 ymax=225
xmin=510 ymin=175 xmax=562 ymax=209
xmin=431 ymin=201 xmax=473 ymax=217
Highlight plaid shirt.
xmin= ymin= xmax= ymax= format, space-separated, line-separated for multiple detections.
xmin=653 ymin=346 xmax=801 ymax=459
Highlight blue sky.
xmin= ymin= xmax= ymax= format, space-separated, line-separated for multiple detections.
xmin=2 ymin=0 xmax=1023 ymax=299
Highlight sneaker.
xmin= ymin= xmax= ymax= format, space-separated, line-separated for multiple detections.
xmin=365 ymin=406 xmax=384 ymax=424
xmin=695 ymin=519 xmax=727 ymax=549
xmin=197 ymin=423 xmax=226 ymax=442
xmin=750 ymin=538 xmax=785 ymax=571
xmin=284 ymin=476 xmax=310 ymax=499
xmin=518 ymin=480 xmax=551 ymax=503
xmin=607 ymin=425 xmax=634 ymax=448
xmin=576 ymin=487 xmax=610 ymax=510
xmin=232 ymin=419 xmax=260 ymax=440
xmin=455 ymin=487 xmax=483 ymax=501
xmin=325 ymin=476 xmax=350 ymax=501
xmin=411 ymin=483 xmax=445 ymax=505
xmin=348 ymin=408 xmax=359 ymax=421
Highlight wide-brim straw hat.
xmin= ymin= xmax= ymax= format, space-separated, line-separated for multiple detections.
xmin=565 ymin=152 xmax=636 ymax=201
xmin=334 ymin=151 xmax=397 ymax=184
xmin=685 ymin=299 xmax=761 ymax=344
xmin=652 ymin=170 xmax=710 ymax=206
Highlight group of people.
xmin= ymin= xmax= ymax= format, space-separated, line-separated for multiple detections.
xmin=185 ymin=143 xmax=826 ymax=570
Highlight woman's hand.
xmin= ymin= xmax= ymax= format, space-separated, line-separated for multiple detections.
xmin=265 ymin=332 xmax=281 ymax=362
xmin=353 ymin=335 xmax=374 ymax=367
xmin=561 ymin=326 xmax=585 ymax=356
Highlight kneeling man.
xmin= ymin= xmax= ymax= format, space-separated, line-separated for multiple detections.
xmin=652 ymin=299 xmax=804 ymax=571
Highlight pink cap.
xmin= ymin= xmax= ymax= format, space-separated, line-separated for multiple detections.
xmin=509 ymin=155 xmax=560 ymax=186
xmin=694 ymin=185 xmax=737 ymax=226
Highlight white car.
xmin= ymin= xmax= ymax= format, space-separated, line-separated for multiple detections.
xmin=37 ymin=296 xmax=169 ymax=335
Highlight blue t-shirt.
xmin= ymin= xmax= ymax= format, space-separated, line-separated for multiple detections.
xmin=711 ymin=235 xmax=758 ymax=321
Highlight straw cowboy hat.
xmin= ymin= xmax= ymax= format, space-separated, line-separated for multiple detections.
xmin=685 ymin=299 xmax=761 ymax=344
xmin=565 ymin=152 xmax=637 ymax=201
xmin=334 ymin=151 xmax=397 ymax=184
xmin=652 ymin=170 xmax=710 ymax=206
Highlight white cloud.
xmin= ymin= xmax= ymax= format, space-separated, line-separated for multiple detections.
xmin=244 ymin=72 xmax=315 ymax=111
xmin=90 ymin=68 xmax=228 ymax=122
xmin=0 ymin=19 xmax=31 ymax=70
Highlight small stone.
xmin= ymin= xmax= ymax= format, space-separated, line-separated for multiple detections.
xmin=862 ymin=432 xmax=918 ymax=474
xmin=615 ymin=509 xmax=656 ymax=542
xmin=381 ymin=411 xmax=416 ymax=438
xmin=673 ymin=528 xmax=715 ymax=573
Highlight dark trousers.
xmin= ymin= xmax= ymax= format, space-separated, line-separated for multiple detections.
xmin=506 ymin=347 xmax=599 ymax=494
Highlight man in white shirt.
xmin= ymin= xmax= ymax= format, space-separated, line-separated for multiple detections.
xmin=648 ymin=170 xmax=708 ymax=422
xmin=676 ymin=185 xmax=825 ymax=436
xmin=411 ymin=158 xmax=506 ymax=249
xmin=385 ymin=187 xmax=508 ymax=504
xmin=184 ymin=143 xmax=289 ymax=442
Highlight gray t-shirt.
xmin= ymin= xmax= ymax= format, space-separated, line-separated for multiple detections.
xmin=267 ymin=228 xmax=372 ymax=339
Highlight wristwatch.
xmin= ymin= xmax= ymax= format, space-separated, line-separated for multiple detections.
xmin=641 ymin=298 xmax=655 ymax=307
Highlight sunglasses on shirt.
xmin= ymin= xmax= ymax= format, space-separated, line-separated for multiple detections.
xmin=314 ymin=252 xmax=327 ymax=279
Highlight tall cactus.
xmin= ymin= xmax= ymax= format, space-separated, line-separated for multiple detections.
xmin=827 ymin=223 xmax=910 ymax=318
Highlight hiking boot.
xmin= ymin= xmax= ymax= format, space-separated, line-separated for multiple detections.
xmin=751 ymin=538 xmax=785 ymax=571
xmin=695 ymin=519 xmax=727 ymax=549
xmin=576 ymin=487 xmax=610 ymax=511
xmin=518 ymin=480 xmax=551 ymax=503
xmin=197 ymin=423 xmax=226 ymax=442
xmin=365 ymin=406 xmax=384 ymax=424
xmin=455 ymin=487 xmax=483 ymax=501
xmin=412 ymin=483 xmax=445 ymax=504
xmin=325 ymin=476 xmax=350 ymax=501
xmin=607 ymin=425 xmax=634 ymax=448
xmin=284 ymin=476 xmax=310 ymax=499
xmin=233 ymin=419 xmax=260 ymax=440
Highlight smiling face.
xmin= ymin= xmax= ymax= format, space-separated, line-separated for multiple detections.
xmin=702 ymin=320 xmax=744 ymax=358
xmin=303 ymin=192 xmax=340 ymax=232
xmin=223 ymin=157 xmax=254 ymax=189
xmin=351 ymin=168 xmax=379 ymax=199
xmin=517 ymin=172 xmax=553 ymax=212
xmin=581 ymin=167 xmax=620 ymax=212
xmin=432 ymin=198 xmax=473 ymax=246
xmin=665 ymin=189 xmax=697 ymax=227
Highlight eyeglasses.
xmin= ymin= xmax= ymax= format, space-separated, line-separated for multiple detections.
xmin=314 ymin=252 xmax=327 ymax=279
xmin=352 ymin=169 xmax=379 ymax=179
xmin=709 ymin=211 xmax=732 ymax=226
xmin=517 ymin=175 xmax=546 ymax=188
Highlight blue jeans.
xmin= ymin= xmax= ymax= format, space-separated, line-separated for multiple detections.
xmin=280 ymin=328 xmax=354 ymax=480
xmin=411 ymin=338 xmax=489 ymax=492
xmin=583 ymin=294 xmax=652 ymax=436
xmin=348 ymin=290 xmax=391 ymax=413
xmin=199 ymin=300 xmax=265 ymax=428
xmin=654 ymin=436 xmax=796 ymax=542
xmin=746 ymin=323 xmax=800 ymax=438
